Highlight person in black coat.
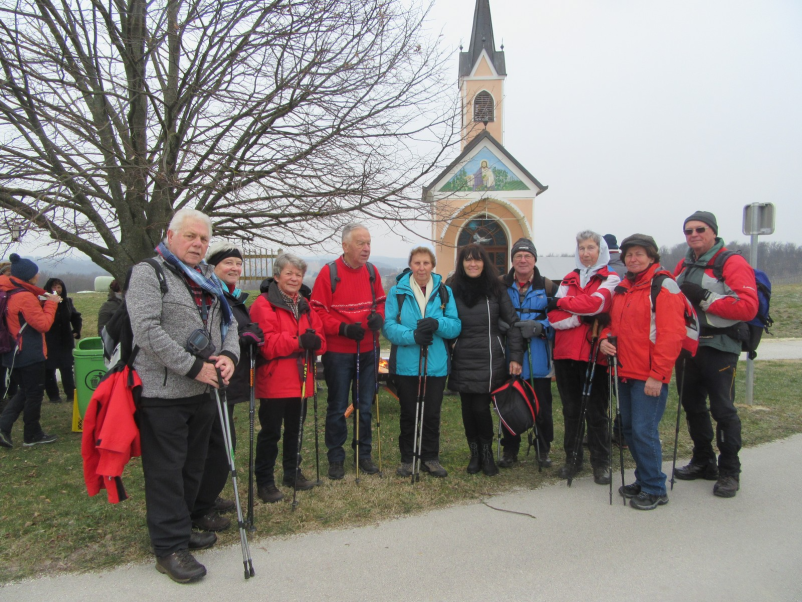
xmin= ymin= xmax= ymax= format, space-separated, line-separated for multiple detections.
xmin=43 ymin=278 xmax=82 ymax=403
xmin=97 ymin=279 xmax=123 ymax=335
xmin=448 ymin=244 xmax=524 ymax=476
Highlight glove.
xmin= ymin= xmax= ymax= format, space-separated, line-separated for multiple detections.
xmin=680 ymin=282 xmax=710 ymax=306
xmin=299 ymin=332 xmax=322 ymax=351
xmin=546 ymin=297 xmax=559 ymax=312
xmin=417 ymin=317 xmax=439 ymax=334
xmin=413 ymin=329 xmax=434 ymax=347
xmin=498 ymin=319 xmax=510 ymax=334
xmin=517 ymin=320 xmax=544 ymax=339
xmin=340 ymin=322 xmax=366 ymax=341
xmin=367 ymin=312 xmax=384 ymax=331
xmin=582 ymin=313 xmax=611 ymax=328
xmin=239 ymin=323 xmax=265 ymax=346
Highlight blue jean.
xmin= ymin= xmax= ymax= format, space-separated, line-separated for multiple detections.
xmin=323 ymin=350 xmax=375 ymax=463
xmin=618 ymin=378 xmax=668 ymax=496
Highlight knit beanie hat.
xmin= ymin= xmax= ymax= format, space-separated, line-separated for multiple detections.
xmin=619 ymin=234 xmax=659 ymax=259
xmin=510 ymin=238 xmax=537 ymax=260
xmin=9 ymin=253 xmax=38 ymax=282
xmin=684 ymin=211 xmax=718 ymax=235
xmin=603 ymin=234 xmax=619 ymax=251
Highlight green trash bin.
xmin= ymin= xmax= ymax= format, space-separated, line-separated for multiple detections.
xmin=73 ymin=337 xmax=108 ymax=418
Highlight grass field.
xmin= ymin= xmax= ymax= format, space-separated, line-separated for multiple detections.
xmin=0 ymin=284 xmax=799 ymax=583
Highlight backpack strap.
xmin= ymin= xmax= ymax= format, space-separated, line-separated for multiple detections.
xmin=142 ymin=257 xmax=169 ymax=295
xmin=396 ymin=293 xmax=405 ymax=323
xmin=650 ymin=274 xmax=667 ymax=310
xmin=328 ymin=260 xmax=339 ymax=294
xmin=710 ymin=250 xmax=736 ymax=282
xmin=330 ymin=260 xmax=377 ymax=310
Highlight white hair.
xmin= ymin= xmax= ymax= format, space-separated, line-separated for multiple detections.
xmin=274 ymin=253 xmax=308 ymax=275
xmin=576 ymin=230 xmax=601 ymax=246
xmin=168 ymin=208 xmax=212 ymax=238
xmin=342 ymin=222 xmax=369 ymax=244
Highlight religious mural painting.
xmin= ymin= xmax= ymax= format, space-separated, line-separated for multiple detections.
xmin=439 ymin=148 xmax=529 ymax=193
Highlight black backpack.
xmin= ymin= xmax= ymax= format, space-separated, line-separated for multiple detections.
xmin=491 ymin=376 xmax=539 ymax=437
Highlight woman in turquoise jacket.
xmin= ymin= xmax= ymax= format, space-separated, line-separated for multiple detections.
xmin=383 ymin=247 xmax=461 ymax=479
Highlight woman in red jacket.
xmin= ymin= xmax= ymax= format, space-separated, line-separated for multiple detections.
xmin=600 ymin=234 xmax=686 ymax=510
xmin=250 ymin=254 xmax=327 ymax=503
xmin=547 ymin=230 xmax=619 ymax=484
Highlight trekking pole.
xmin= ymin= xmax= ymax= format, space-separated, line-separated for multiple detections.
xmin=527 ymin=339 xmax=543 ymax=472
xmin=373 ymin=333 xmax=383 ymax=476
xmin=567 ymin=323 xmax=600 ymax=487
xmin=605 ymin=335 xmax=616 ymax=505
xmin=411 ymin=345 xmax=427 ymax=484
xmin=292 ymin=345 xmax=312 ymax=511
xmin=670 ymin=355 xmax=686 ymax=491
xmin=312 ymin=360 xmax=322 ymax=485
xmin=247 ymin=346 xmax=256 ymax=531
xmin=213 ymin=368 xmax=255 ymax=579
xmin=608 ymin=336 xmax=626 ymax=506
xmin=355 ymin=325 xmax=361 ymax=485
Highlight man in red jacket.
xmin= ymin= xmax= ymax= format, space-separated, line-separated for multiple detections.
xmin=311 ymin=223 xmax=386 ymax=480
xmin=673 ymin=211 xmax=758 ymax=498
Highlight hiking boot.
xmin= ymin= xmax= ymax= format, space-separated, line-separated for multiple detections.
xmin=23 ymin=433 xmax=58 ymax=447
xmin=283 ymin=471 xmax=316 ymax=491
xmin=0 ymin=431 xmax=12 ymax=449
xmin=396 ymin=462 xmax=412 ymax=477
xmin=558 ymin=462 xmax=583 ymax=479
xmin=498 ymin=449 xmax=518 ymax=469
xmin=188 ymin=531 xmax=217 ymax=550
xmin=480 ymin=441 xmax=498 ymax=477
xmin=192 ymin=511 xmax=231 ymax=532
xmin=713 ymin=475 xmax=740 ymax=498
xmin=629 ymin=491 xmax=669 ymax=510
xmin=593 ymin=466 xmax=612 ymax=485
xmin=619 ymin=483 xmax=641 ymax=499
xmin=48 ymin=396 xmax=63 ymax=404
xmin=538 ymin=453 xmax=553 ymax=468
xmin=214 ymin=496 xmax=236 ymax=514
xmin=421 ymin=460 xmax=448 ymax=478
xmin=674 ymin=460 xmax=718 ymax=481
xmin=155 ymin=549 xmax=206 ymax=583
xmin=355 ymin=456 xmax=380 ymax=475
xmin=258 ymin=483 xmax=284 ymax=503
xmin=328 ymin=461 xmax=345 ymax=480
xmin=466 ymin=440 xmax=481 ymax=474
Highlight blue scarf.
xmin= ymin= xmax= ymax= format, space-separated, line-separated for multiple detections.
xmin=156 ymin=242 xmax=233 ymax=339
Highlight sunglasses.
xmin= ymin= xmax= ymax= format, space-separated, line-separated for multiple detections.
xmin=684 ymin=227 xmax=708 ymax=235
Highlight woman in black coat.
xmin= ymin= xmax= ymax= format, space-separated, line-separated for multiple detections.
xmin=448 ymin=244 xmax=524 ymax=476
xmin=43 ymin=278 xmax=82 ymax=403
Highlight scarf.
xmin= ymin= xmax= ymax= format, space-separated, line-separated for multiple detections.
xmin=156 ymin=241 xmax=233 ymax=339
xmin=410 ymin=274 xmax=433 ymax=316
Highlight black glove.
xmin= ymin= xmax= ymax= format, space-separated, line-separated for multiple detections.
xmin=582 ymin=313 xmax=611 ymax=327
xmin=239 ymin=322 xmax=265 ymax=346
xmin=517 ymin=320 xmax=544 ymax=339
xmin=546 ymin=297 xmax=559 ymax=312
xmin=340 ymin=322 xmax=366 ymax=341
xmin=680 ymin=282 xmax=710 ymax=306
xmin=299 ymin=332 xmax=322 ymax=351
xmin=366 ymin=312 xmax=384 ymax=331
xmin=413 ymin=329 xmax=434 ymax=347
xmin=417 ymin=317 xmax=439 ymax=334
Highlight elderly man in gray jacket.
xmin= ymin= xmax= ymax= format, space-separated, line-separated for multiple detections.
xmin=128 ymin=208 xmax=239 ymax=584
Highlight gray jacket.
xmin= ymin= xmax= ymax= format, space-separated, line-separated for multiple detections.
xmin=127 ymin=255 xmax=240 ymax=399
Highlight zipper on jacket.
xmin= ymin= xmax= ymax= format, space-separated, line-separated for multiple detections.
xmin=163 ymin=367 xmax=168 ymax=386
xmin=487 ymin=297 xmax=492 ymax=392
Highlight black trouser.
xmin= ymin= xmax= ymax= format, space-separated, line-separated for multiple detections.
xmin=254 ymin=398 xmax=307 ymax=487
xmin=554 ymin=359 xmax=610 ymax=468
xmin=460 ymin=392 xmax=495 ymax=443
xmin=501 ymin=377 xmax=554 ymax=456
xmin=139 ymin=394 xmax=216 ymax=557
xmin=395 ymin=374 xmax=446 ymax=463
xmin=192 ymin=400 xmax=236 ymax=520
xmin=0 ymin=365 xmax=19 ymax=402
xmin=675 ymin=347 xmax=741 ymax=476
xmin=44 ymin=359 xmax=76 ymax=401
xmin=0 ymin=362 xmax=46 ymax=441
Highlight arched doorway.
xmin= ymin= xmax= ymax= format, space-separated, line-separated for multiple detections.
xmin=457 ymin=214 xmax=508 ymax=275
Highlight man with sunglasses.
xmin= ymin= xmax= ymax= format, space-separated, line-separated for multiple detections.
xmin=672 ymin=211 xmax=758 ymax=498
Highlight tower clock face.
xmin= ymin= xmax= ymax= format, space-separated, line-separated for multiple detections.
xmin=457 ymin=215 xmax=508 ymax=274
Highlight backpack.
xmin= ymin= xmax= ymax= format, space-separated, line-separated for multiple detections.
xmin=0 ymin=287 xmax=25 ymax=354
xmin=101 ymin=259 xmax=168 ymax=365
xmin=680 ymin=250 xmax=773 ymax=359
xmin=491 ymin=376 xmax=539 ymax=437
xmin=650 ymin=273 xmax=700 ymax=357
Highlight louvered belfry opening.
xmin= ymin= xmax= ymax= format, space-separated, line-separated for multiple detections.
xmin=473 ymin=91 xmax=494 ymax=123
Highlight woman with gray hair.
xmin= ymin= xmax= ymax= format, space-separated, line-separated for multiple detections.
xmin=250 ymin=253 xmax=327 ymax=503
xmin=547 ymin=230 xmax=620 ymax=485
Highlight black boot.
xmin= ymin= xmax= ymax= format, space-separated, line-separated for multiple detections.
xmin=480 ymin=440 xmax=499 ymax=476
xmin=466 ymin=440 xmax=481 ymax=474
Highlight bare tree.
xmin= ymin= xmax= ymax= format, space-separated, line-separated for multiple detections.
xmin=0 ymin=0 xmax=458 ymax=279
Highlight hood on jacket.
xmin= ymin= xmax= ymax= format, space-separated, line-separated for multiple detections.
xmin=44 ymin=277 xmax=68 ymax=297
xmin=575 ymin=235 xmax=610 ymax=287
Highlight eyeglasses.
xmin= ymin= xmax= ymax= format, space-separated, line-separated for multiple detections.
xmin=684 ymin=227 xmax=708 ymax=235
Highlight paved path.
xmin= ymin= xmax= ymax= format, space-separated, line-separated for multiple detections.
xmin=4 ymin=434 xmax=802 ymax=602
xmin=741 ymin=337 xmax=802 ymax=361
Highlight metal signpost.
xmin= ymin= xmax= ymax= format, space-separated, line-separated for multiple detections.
xmin=742 ymin=202 xmax=775 ymax=405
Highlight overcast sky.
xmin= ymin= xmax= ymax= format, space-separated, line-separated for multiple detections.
xmin=369 ymin=0 xmax=802 ymax=257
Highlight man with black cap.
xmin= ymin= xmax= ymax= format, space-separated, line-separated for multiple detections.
xmin=604 ymin=234 xmax=626 ymax=278
xmin=673 ymin=211 xmax=758 ymax=498
xmin=499 ymin=238 xmax=556 ymax=468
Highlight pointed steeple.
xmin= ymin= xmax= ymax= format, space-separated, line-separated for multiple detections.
xmin=459 ymin=0 xmax=506 ymax=77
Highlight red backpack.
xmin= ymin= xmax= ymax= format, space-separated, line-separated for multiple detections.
xmin=651 ymin=272 xmax=700 ymax=357
xmin=492 ymin=376 xmax=539 ymax=437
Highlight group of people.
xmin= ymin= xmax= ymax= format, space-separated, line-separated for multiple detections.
xmin=1 ymin=207 xmax=759 ymax=584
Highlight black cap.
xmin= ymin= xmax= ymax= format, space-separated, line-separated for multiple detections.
xmin=684 ymin=211 xmax=718 ymax=235
xmin=603 ymin=234 xmax=618 ymax=250
xmin=619 ymin=234 xmax=659 ymax=257
xmin=510 ymin=238 xmax=537 ymax=260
